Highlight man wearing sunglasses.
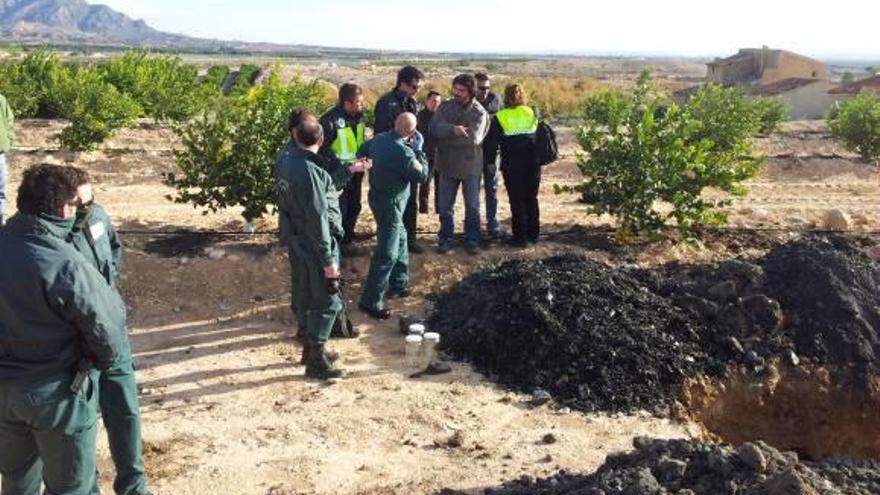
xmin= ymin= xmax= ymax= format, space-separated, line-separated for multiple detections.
xmin=374 ymin=65 xmax=427 ymax=254
xmin=474 ymin=73 xmax=503 ymax=242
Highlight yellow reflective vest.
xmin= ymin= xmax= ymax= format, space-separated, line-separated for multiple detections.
xmin=496 ymin=106 xmax=538 ymax=136
xmin=330 ymin=122 xmax=366 ymax=163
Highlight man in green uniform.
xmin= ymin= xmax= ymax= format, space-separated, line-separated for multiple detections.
xmin=358 ymin=113 xmax=429 ymax=320
xmin=0 ymin=164 xmax=127 ymax=495
xmin=319 ymin=83 xmax=370 ymax=247
xmin=276 ymin=120 xmax=345 ymax=380
xmin=67 ymin=169 xmax=151 ymax=495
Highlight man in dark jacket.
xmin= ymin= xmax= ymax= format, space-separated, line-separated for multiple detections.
xmin=475 ymin=73 xmax=503 ymax=240
xmin=0 ymin=164 xmax=127 ymax=495
xmin=415 ymin=91 xmax=442 ymax=213
xmin=319 ymin=83 xmax=370 ymax=247
xmin=374 ymin=66 xmax=426 ymax=253
xmin=68 ymin=169 xmax=152 ymax=495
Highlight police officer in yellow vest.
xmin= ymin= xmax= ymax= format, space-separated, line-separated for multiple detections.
xmin=319 ymin=83 xmax=368 ymax=247
xmin=484 ymin=84 xmax=542 ymax=247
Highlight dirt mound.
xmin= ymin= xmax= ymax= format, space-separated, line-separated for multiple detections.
xmin=429 ymin=237 xmax=880 ymax=415
xmin=456 ymin=438 xmax=880 ymax=494
xmin=763 ymin=236 xmax=880 ymax=367
xmin=428 ymin=255 xmax=726 ymax=413
xmin=648 ymin=236 xmax=880 ymax=371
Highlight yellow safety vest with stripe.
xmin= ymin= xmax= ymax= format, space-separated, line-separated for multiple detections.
xmin=496 ymin=106 xmax=538 ymax=136
xmin=330 ymin=122 xmax=366 ymax=164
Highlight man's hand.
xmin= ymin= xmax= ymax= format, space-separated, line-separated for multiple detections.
xmin=410 ymin=130 xmax=424 ymax=151
xmin=452 ymin=125 xmax=470 ymax=138
xmin=323 ymin=264 xmax=340 ymax=280
xmin=348 ymin=158 xmax=372 ymax=174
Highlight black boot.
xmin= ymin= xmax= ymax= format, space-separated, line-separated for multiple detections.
xmin=305 ymin=343 xmax=344 ymax=380
xmin=299 ymin=341 xmax=340 ymax=365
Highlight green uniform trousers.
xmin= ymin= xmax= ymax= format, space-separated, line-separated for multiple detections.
xmin=289 ymin=243 xmax=342 ymax=336
xmin=290 ymin=240 xmax=342 ymax=345
xmin=359 ymin=201 xmax=409 ymax=311
xmin=100 ymin=354 xmax=148 ymax=495
xmin=0 ymin=371 xmax=100 ymax=495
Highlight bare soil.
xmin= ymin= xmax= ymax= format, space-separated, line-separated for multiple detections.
xmin=2 ymin=118 xmax=878 ymax=494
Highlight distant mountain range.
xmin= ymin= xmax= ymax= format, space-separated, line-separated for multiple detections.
xmin=0 ymin=0 xmax=383 ymax=54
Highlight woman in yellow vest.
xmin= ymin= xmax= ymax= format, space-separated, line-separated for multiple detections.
xmin=484 ymin=84 xmax=542 ymax=247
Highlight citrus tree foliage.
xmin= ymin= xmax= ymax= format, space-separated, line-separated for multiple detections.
xmin=202 ymin=65 xmax=231 ymax=88
xmin=570 ymin=73 xmax=763 ymax=238
xmin=0 ymin=50 xmax=68 ymax=118
xmin=827 ymin=90 xmax=880 ymax=163
xmin=751 ymin=96 xmax=789 ymax=134
xmin=97 ymin=50 xmax=211 ymax=121
xmin=164 ymin=71 xmax=327 ymax=220
xmin=53 ymin=67 xmax=141 ymax=151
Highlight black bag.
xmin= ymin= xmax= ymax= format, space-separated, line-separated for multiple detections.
xmin=535 ymin=120 xmax=559 ymax=166
xmin=330 ymin=285 xmax=359 ymax=339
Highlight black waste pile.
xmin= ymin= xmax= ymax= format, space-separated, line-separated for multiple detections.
xmin=451 ymin=438 xmax=880 ymax=494
xmin=428 ymin=254 xmax=729 ymax=413
xmin=643 ymin=236 xmax=880 ymax=371
xmin=429 ymin=236 xmax=880 ymax=413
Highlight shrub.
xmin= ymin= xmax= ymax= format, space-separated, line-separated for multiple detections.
xmin=751 ymin=96 xmax=789 ymax=134
xmin=97 ymin=50 xmax=205 ymax=121
xmin=203 ymin=64 xmax=230 ymax=88
xmin=567 ymin=72 xmax=762 ymax=239
xmin=53 ymin=67 xmax=141 ymax=151
xmin=828 ymin=90 xmax=880 ymax=163
xmin=0 ymin=50 xmax=67 ymax=118
xmin=228 ymin=64 xmax=260 ymax=96
xmin=165 ymin=71 xmax=327 ymax=220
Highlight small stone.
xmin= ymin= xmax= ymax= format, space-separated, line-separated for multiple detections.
xmin=530 ymin=388 xmax=552 ymax=406
xmin=541 ymin=433 xmax=558 ymax=445
xmin=741 ymin=294 xmax=784 ymax=332
xmin=821 ymin=209 xmax=851 ymax=231
xmin=708 ymin=280 xmax=738 ymax=302
xmin=726 ymin=336 xmax=745 ymax=354
xmin=625 ymin=467 xmax=662 ymax=495
xmin=657 ymin=458 xmax=688 ymax=482
xmin=745 ymin=350 xmax=765 ymax=368
xmin=738 ymin=443 xmax=768 ymax=474
xmin=788 ymin=351 xmax=801 ymax=366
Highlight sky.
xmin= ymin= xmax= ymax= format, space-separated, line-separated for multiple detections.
xmin=94 ymin=0 xmax=880 ymax=60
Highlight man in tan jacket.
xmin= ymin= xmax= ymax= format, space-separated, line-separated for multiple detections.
xmin=429 ymin=74 xmax=490 ymax=254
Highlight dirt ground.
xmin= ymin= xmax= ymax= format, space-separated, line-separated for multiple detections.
xmin=3 ymin=118 xmax=878 ymax=495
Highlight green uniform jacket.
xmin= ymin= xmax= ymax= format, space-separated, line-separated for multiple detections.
xmin=68 ymin=203 xmax=122 ymax=289
xmin=275 ymin=141 xmax=343 ymax=248
xmin=0 ymin=214 xmax=127 ymax=381
xmin=367 ymin=131 xmax=430 ymax=212
xmin=0 ymin=94 xmax=14 ymax=153
xmin=275 ymin=145 xmax=343 ymax=267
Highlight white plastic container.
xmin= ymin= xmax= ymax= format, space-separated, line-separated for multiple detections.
xmin=408 ymin=323 xmax=426 ymax=336
xmin=405 ymin=335 xmax=424 ymax=369
xmin=422 ymin=332 xmax=441 ymax=365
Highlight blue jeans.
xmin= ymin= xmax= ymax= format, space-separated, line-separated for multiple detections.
xmin=0 ymin=153 xmax=7 ymax=225
xmin=483 ymin=152 xmax=500 ymax=234
xmin=437 ymin=173 xmax=481 ymax=245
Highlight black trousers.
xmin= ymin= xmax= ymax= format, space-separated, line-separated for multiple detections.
xmin=501 ymin=165 xmax=541 ymax=242
xmin=403 ymin=161 xmax=434 ymax=244
xmin=339 ymin=171 xmax=364 ymax=244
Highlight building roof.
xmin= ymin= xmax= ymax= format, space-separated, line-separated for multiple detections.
xmin=751 ymin=78 xmax=821 ymax=96
xmin=828 ymin=75 xmax=880 ymax=95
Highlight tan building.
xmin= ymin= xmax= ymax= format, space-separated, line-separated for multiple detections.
xmin=750 ymin=78 xmax=843 ymax=120
xmin=707 ymin=47 xmax=828 ymax=86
